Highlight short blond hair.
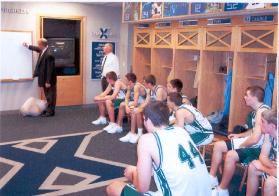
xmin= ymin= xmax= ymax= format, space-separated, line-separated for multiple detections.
xmin=262 ymin=109 xmax=277 ymax=127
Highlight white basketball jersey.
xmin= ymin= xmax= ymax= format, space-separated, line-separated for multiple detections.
xmin=177 ymin=104 xmax=213 ymax=134
xmin=150 ymin=126 xmax=211 ymax=196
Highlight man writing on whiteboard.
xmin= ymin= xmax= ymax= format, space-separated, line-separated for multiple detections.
xmin=23 ymin=38 xmax=57 ymax=117
xmin=101 ymin=43 xmax=119 ymax=92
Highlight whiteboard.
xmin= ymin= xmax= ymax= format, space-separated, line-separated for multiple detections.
xmin=0 ymin=31 xmax=33 ymax=81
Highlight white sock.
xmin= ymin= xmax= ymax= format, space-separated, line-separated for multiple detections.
xmin=137 ymin=128 xmax=143 ymax=135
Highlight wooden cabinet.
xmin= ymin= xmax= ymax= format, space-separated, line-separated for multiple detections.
xmin=238 ymin=25 xmax=277 ymax=53
xmin=204 ymin=27 xmax=233 ymax=51
xmin=175 ymin=28 xmax=202 ymax=50
xmin=134 ymin=29 xmax=152 ymax=48
xmin=132 ymin=20 xmax=277 ymax=133
xmin=153 ymin=29 xmax=174 ymax=48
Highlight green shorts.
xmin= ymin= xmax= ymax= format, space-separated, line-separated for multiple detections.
xmin=121 ymin=184 xmax=144 ymax=196
xmin=190 ymin=132 xmax=214 ymax=146
xmin=236 ymin=148 xmax=261 ymax=165
xmin=113 ymin=99 xmax=124 ymax=108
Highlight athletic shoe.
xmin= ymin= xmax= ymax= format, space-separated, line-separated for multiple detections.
xmin=119 ymin=132 xmax=133 ymax=142
xmin=103 ymin=122 xmax=115 ymax=132
xmin=129 ymin=134 xmax=140 ymax=144
xmin=107 ymin=124 xmax=123 ymax=134
xmin=92 ymin=117 xmax=107 ymax=125
xmin=216 ymin=187 xmax=229 ymax=196
xmin=210 ymin=175 xmax=219 ymax=188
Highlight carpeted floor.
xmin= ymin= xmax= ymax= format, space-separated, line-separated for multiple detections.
xmin=0 ymin=105 xmax=261 ymax=196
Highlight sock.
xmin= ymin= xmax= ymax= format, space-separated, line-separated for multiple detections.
xmin=137 ymin=128 xmax=143 ymax=136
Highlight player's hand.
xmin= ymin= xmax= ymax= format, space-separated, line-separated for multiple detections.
xmin=125 ymin=106 xmax=131 ymax=114
xmin=23 ymin=42 xmax=28 ymax=48
xmin=124 ymin=165 xmax=136 ymax=182
xmin=228 ymin=134 xmax=238 ymax=139
xmin=45 ymin=82 xmax=51 ymax=88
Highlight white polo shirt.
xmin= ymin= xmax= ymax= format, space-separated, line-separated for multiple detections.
xmin=101 ymin=52 xmax=120 ymax=77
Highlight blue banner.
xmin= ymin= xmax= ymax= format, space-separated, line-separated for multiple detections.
xmin=224 ymin=3 xmax=248 ymax=11
xmin=91 ymin=42 xmax=115 ymax=80
xmin=164 ymin=2 xmax=189 ymax=17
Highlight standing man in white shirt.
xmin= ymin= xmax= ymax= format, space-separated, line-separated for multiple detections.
xmin=101 ymin=43 xmax=120 ymax=92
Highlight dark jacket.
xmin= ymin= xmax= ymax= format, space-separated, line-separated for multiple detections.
xmin=29 ymin=45 xmax=57 ymax=87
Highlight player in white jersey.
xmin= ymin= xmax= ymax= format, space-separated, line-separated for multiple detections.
xmin=106 ymin=101 xmax=212 ymax=196
xmin=167 ymin=92 xmax=213 ymax=146
xmin=167 ymin=79 xmax=190 ymax=125
xmin=109 ymin=73 xmax=147 ymax=141
xmin=92 ymin=71 xmax=127 ymax=133
xmin=209 ymin=86 xmax=269 ymax=196
xmin=246 ymin=109 xmax=277 ymax=196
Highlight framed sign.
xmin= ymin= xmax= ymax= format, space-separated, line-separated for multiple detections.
xmin=224 ymin=3 xmax=248 ymax=11
xmin=141 ymin=2 xmax=162 ymax=20
xmin=91 ymin=42 xmax=115 ymax=80
xmin=245 ymin=15 xmax=274 ymax=23
xmin=163 ymin=2 xmax=189 ymax=17
xmin=191 ymin=3 xmax=222 ymax=14
xmin=123 ymin=2 xmax=140 ymax=22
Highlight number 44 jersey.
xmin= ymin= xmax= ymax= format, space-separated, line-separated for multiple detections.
xmin=151 ymin=126 xmax=211 ymax=196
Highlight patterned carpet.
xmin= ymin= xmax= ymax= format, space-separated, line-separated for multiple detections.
xmin=0 ymin=105 xmax=261 ymax=195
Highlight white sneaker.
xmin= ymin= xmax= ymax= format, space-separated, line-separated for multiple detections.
xmin=129 ymin=134 xmax=140 ymax=144
xmin=216 ymin=187 xmax=229 ymax=196
xmin=92 ymin=117 xmax=107 ymax=125
xmin=119 ymin=132 xmax=133 ymax=142
xmin=103 ymin=122 xmax=115 ymax=132
xmin=107 ymin=124 xmax=123 ymax=134
xmin=210 ymin=175 xmax=219 ymax=188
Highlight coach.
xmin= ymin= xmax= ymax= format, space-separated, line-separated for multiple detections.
xmin=100 ymin=43 xmax=119 ymax=92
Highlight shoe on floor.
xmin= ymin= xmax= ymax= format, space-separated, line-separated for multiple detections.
xmin=216 ymin=187 xmax=229 ymax=196
xmin=209 ymin=175 xmax=219 ymax=188
xmin=103 ymin=122 xmax=116 ymax=132
xmin=119 ymin=132 xmax=133 ymax=142
xmin=107 ymin=124 xmax=123 ymax=134
xmin=92 ymin=117 xmax=107 ymax=125
xmin=129 ymin=133 xmax=140 ymax=144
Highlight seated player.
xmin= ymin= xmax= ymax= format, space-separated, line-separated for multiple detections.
xmin=167 ymin=92 xmax=213 ymax=146
xmin=118 ymin=74 xmax=167 ymax=144
xmin=20 ymin=97 xmax=47 ymax=117
xmin=167 ymin=78 xmax=190 ymax=124
xmin=107 ymin=73 xmax=146 ymax=141
xmin=209 ymin=86 xmax=270 ymax=196
xmin=106 ymin=101 xmax=212 ymax=196
xmin=92 ymin=71 xmax=127 ymax=133
xmin=246 ymin=109 xmax=277 ymax=196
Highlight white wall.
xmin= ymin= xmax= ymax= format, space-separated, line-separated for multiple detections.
xmin=0 ymin=2 xmax=131 ymax=111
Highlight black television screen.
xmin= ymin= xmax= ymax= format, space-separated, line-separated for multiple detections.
xmin=48 ymin=38 xmax=75 ymax=67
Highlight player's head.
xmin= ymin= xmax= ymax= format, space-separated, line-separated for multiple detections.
xmin=143 ymin=101 xmax=169 ymax=132
xmin=261 ymin=109 xmax=277 ymax=135
xmin=106 ymin=71 xmax=117 ymax=84
xmin=143 ymin=74 xmax=156 ymax=90
xmin=167 ymin=79 xmax=183 ymax=93
xmin=244 ymin=86 xmax=264 ymax=107
xmin=103 ymin=43 xmax=113 ymax=54
xmin=167 ymin=92 xmax=183 ymax=110
xmin=125 ymin=73 xmax=137 ymax=88
xmin=37 ymin=38 xmax=48 ymax=50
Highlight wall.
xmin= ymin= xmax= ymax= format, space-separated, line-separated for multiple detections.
xmin=0 ymin=2 xmax=131 ymax=111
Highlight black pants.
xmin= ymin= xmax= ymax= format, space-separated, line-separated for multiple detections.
xmin=43 ymin=85 xmax=56 ymax=114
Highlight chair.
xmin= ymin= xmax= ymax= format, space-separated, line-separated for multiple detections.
xmin=237 ymin=163 xmax=248 ymax=192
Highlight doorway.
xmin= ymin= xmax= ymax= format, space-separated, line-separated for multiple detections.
xmin=39 ymin=16 xmax=85 ymax=106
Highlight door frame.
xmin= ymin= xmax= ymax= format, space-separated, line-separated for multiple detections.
xmin=36 ymin=14 xmax=86 ymax=105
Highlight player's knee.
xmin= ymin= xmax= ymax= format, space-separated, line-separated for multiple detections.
xmin=225 ymin=150 xmax=238 ymax=163
xmin=213 ymin=141 xmax=225 ymax=152
xmin=106 ymin=181 xmax=124 ymax=196
xmin=105 ymin=99 xmax=113 ymax=106
xmin=264 ymin=176 xmax=276 ymax=191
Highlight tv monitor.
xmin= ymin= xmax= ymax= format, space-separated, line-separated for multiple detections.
xmin=48 ymin=38 xmax=75 ymax=67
